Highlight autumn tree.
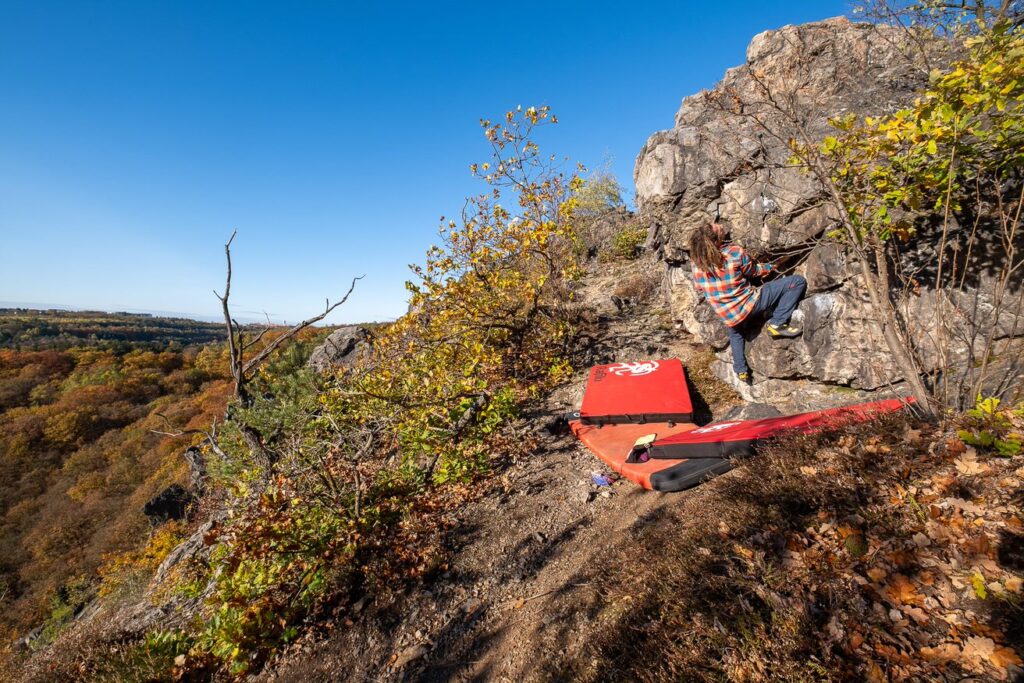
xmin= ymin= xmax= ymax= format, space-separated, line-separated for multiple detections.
xmin=327 ymin=105 xmax=583 ymax=484
xmin=817 ymin=20 xmax=1024 ymax=407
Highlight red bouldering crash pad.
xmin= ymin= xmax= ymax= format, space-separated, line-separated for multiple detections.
xmin=645 ymin=397 xmax=914 ymax=461
xmin=578 ymin=359 xmax=693 ymax=426
xmin=570 ymin=420 xmax=732 ymax=492
xmin=570 ymin=356 xmax=914 ymax=492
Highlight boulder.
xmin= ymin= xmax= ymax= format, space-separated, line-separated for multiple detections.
xmin=143 ymin=484 xmax=194 ymax=525
xmin=742 ymin=290 xmax=900 ymax=390
xmin=635 ymin=18 xmax=928 ymax=249
xmin=799 ymin=241 xmax=854 ymax=294
xmin=635 ymin=17 xmax=981 ymax=399
xmin=309 ymin=325 xmax=370 ymax=372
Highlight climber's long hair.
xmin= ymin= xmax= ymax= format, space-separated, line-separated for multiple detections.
xmin=689 ymin=222 xmax=725 ymax=272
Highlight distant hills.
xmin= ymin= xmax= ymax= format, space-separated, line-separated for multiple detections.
xmin=0 ymin=302 xmax=234 ymax=324
xmin=0 ymin=309 xmax=228 ymax=350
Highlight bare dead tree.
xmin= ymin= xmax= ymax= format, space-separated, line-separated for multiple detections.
xmin=152 ymin=413 xmax=229 ymax=461
xmin=150 ymin=414 xmax=226 ymax=495
xmin=212 ymin=229 xmax=362 ymax=469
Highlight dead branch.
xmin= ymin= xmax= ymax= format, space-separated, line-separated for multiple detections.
xmin=241 ymin=278 xmax=363 ymax=377
xmin=151 ymin=413 xmax=228 ymax=461
xmin=210 ymin=230 xmax=363 ymax=470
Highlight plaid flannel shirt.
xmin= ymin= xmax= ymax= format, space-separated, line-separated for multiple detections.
xmin=693 ymin=244 xmax=773 ymax=327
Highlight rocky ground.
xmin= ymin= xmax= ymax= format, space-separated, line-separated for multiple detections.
xmin=260 ymin=288 xmax=742 ymax=682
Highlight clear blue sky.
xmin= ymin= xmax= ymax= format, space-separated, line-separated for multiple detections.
xmin=0 ymin=0 xmax=848 ymax=324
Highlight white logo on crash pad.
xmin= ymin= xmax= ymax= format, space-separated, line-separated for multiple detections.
xmin=692 ymin=422 xmax=740 ymax=434
xmin=608 ymin=361 xmax=660 ymax=377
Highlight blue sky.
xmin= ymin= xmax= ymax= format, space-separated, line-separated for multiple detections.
xmin=0 ymin=0 xmax=848 ymax=324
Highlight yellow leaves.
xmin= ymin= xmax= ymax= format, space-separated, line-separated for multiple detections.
xmin=330 ymin=105 xmax=580 ymax=483
xmin=971 ymin=571 xmax=988 ymax=599
xmin=826 ymin=27 xmax=1023 ymax=247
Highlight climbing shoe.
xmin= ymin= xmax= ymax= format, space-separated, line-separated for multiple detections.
xmin=765 ymin=322 xmax=802 ymax=339
xmin=737 ymin=371 xmax=753 ymax=385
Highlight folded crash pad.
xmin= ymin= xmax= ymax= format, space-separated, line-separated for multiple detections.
xmin=646 ymin=397 xmax=914 ymax=461
xmin=579 ymin=358 xmax=693 ymax=426
xmin=570 ymin=420 xmax=731 ymax=492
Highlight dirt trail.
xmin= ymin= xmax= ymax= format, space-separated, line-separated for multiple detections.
xmin=267 ymin=413 xmax=721 ymax=683
xmin=263 ymin=297 xmax=738 ymax=683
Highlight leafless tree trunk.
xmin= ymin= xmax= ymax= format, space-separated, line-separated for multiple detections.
xmin=212 ymin=229 xmax=362 ymax=469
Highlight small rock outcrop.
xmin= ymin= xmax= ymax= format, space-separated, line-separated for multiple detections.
xmin=308 ymin=325 xmax=370 ymax=372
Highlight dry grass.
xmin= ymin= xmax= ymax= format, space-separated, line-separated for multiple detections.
xmin=2 ymin=619 xmax=160 ymax=683
xmin=612 ymin=269 xmax=661 ymax=303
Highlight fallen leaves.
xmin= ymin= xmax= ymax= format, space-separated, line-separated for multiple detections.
xmin=920 ymin=642 xmax=959 ymax=663
xmin=589 ymin=416 xmax=1024 ymax=683
xmin=962 ymin=635 xmax=996 ymax=669
xmin=955 ymin=448 xmax=992 ymax=475
xmin=795 ymin=421 xmax=1024 ymax=680
xmin=885 ymin=574 xmax=925 ymax=606
xmin=991 ymin=646 xmax=1024 ymax=669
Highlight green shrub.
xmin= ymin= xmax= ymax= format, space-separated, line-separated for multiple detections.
xmin=957 ymin=395 xmax=1023 ymax=456
xmin=574 ymin=171 xmax=624 ymax=216
xmin=611 ymin=223 xmax=647 ymax=260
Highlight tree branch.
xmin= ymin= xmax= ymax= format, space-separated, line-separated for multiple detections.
xmin=241 ymin=275 xmax=363 ymax=376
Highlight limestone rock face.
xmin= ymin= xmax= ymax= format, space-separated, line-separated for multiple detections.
xmin=633 ymin=17 xmax=1022 ymax=407
xmin=635 ymin=17 xmax=926 ymax=254
xmin=638 ymin=17 xmax=1011 ymax=397
xmin=742 ymin=290 xmax=899 ymax=390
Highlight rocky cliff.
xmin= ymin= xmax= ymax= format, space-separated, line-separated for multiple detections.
xmin=634 ymin=17 xmax=1020 ymax=407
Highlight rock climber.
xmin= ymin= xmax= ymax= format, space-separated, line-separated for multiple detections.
xmin=689 ymin=221 xmax=806 ymax=385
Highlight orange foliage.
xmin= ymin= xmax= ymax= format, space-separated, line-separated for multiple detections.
xmin=0 ymin=343 xmax=231 ymax=636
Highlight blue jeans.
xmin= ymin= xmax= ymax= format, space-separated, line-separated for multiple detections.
xmin=726 ymin=275 xmax=807 ymax=374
